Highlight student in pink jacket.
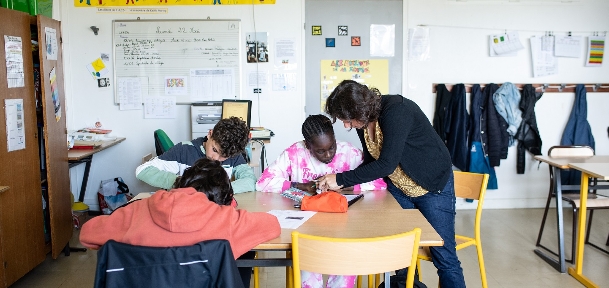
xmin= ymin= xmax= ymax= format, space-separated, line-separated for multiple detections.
xmin=80 ymin=158 xmax=280 ymax=287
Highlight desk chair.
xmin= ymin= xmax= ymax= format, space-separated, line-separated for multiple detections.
xmin=536 ymin=146 xmax=609 ymax=262
xmin=417 ymin=171 xmax=489 ymax=288
xmin=94 ymin=239 xmax=244 ymax=288
xmin=292 ymin=229 xmax=421 ymax=288
xmin=154 ymin=129 xmax=174 ymax=156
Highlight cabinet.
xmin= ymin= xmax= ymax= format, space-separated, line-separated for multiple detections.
xmin=0 ymin=8 xmax=72 ymax=288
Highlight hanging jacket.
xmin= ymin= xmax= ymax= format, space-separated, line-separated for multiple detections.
xmin=560 ymin=84 xmax=596 ymax=185
xmin=445 ymin=83 xmax=469 ymax=171
xmin=493 ymin=82 xmax=523 ymax=147
xmin=433 ymin=84 xmax=451 ymax=143
xmin=468 ymin=84 xmax=498 ymax=189
xmin=483 ymin=84 xmax=509 ymax=166
xmin=516 ymin=84 xmax=543 ymax=174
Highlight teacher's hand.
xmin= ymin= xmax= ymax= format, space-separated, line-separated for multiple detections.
xmin=317 ymin=174 xmax=343 ymax=191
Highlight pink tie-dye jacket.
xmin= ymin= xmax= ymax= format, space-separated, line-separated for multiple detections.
xmin=256 ymin=141 xmax=386 ymax=192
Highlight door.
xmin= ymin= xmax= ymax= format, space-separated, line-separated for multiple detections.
xmin=0 ymin=7 xmax=46 ymax=287
xmin=305 ymin=0 xmax=403 ymax=148
xmin=37 ymin=15 xmax=72 ymax=259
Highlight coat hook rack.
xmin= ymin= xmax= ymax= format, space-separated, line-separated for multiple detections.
xmin=432 ymin=83 xmax=609 ymax=93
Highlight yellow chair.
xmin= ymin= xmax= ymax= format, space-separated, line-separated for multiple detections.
xmin=292 ymin=228 xmax=421 ymax=288
xmin=417 ymin=171 xmax=489 ymax=288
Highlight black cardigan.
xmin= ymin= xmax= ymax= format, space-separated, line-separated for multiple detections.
xmin=336 ymin=95 xmax=453 ymax=192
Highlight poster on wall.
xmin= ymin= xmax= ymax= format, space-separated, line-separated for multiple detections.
xmin=319 ymin=59 xmax=388 ymax=111
xmin=44 ymin=27 xmax=58 ymax=60
xmin=4 ymin=99 xmax=26 ymax=152
xmin=246 ymin=32 xmax=269 ymax=63
xmin=585 ymin=36 xmax=605 ymax=67
xmin=370 ymin=25 xmax=395 ymax=57
xmin=4 ymin=35 xmax=25 ymax=88
xmin=49 ymin=67 xmax=62 ymax=121
xmin=75 ymin=0 xmax=275 ymax=7
xmin=274 ymin=37 xmax=297 ymax=69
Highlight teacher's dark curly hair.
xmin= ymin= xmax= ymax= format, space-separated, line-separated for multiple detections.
xmin=324 ymin=80 xmax=382 ymax=129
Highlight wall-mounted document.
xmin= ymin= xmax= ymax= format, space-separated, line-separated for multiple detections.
xmin=144 ymin=96 xmax=176 ymax=119
xmin=370 ymin=24 xmax=395 ymax=57
xmin=554 ymin=35 xmax=582 ymax=58
xmin=117 ymin=77 xmax=144 ymax=110
xmin=491 ymin=31 xmax=524 ymax=55
xmin=530 ymin=36 xmax=558 ymax=78
xmin=4 ymin=99 xmax=26 ymax=151
xmin=585 ymin=36 xmax=605 ymax=67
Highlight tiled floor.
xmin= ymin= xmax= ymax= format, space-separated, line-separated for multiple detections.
xmin=9 ymin=208 xmax=609 ymax=288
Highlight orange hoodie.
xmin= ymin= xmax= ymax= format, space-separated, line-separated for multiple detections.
xmin=80 ymin=188 xmax=280 ymax=258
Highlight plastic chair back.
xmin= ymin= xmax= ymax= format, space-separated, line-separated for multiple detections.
xmin=292 ymin=229 xmax=421 ymax=288
xmin=154 ymin=129 xmax=174 ymax=156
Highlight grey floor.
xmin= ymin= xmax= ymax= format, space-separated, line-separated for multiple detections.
xmin=9 ymin=208 xmax=609 ymax=288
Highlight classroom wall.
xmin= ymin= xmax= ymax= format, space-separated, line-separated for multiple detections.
xmin=57 ymin=0 xmax=609 ymax=210
xmin=402 ymin=0 xmax=609 ymax=209
xmin=58 ymin=0 xmax=306 ymax=209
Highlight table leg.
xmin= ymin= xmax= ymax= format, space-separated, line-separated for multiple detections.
xmin=534 ymin=166 xmax=566 ymax=273
xmin=78 ymin=156 xmax=93 ymax=203
xmin=567 ymin=172 xmax=599 ymax=288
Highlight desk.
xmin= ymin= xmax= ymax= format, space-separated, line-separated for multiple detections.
xmin=567 ymin=162 xmax=609 ymax=288
xmin=133 ymin=190 xmax=442 ymax=250
xmin=68 ymin=137 xmax=126 ymax=205
xmin=533 ymin=155 xmax=609 ymax=273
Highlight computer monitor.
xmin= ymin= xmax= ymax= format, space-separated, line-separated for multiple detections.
xmin=221 ymin=99 xmax=252 ymax=129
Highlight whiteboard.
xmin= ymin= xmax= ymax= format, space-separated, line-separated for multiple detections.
xmin=113 ymin=19 xmax=241 ymax=104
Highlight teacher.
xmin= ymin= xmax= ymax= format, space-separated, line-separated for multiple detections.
xmin=317 ymin=80 xmax=465 ymax=288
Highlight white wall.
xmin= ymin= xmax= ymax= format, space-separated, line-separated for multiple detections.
xmin=57 ymin=0 xmax=609 ymax=210
xmin=403 ymin=0 xmax=609 ymax=209
xmin=58 ymin=1 xmax=306 ymax=209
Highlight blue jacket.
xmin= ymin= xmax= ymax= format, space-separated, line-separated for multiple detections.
xmin=493 ymin=82 xmax=523 ymax=146
xmin=560 ymin=84 xmax=595 ymax=185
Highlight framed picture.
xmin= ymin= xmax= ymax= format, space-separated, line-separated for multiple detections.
xmin=326 ymin=38 xmax=335 ymax=47
xmin=338 ymin=26 xmax=348 ymax=36
xmin=351 ymin=36 xmax=361 ymax=46
xmin=312 ymin=26 xmax=322 ymax=36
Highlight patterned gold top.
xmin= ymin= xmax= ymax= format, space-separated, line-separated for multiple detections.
xmin=364 ymin=122 xmax=428 ymax=197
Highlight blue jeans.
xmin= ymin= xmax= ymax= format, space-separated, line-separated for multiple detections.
xmin=386 ymin=173 xmax=466 ymax=288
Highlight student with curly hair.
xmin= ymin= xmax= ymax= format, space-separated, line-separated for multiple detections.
xmin=317 ymin=80 xmax=466 ymax=288
xmin=83 ymin=158 xmax=280 ymax=288
xmin=136 ymin=116 xmax=256 ymax=193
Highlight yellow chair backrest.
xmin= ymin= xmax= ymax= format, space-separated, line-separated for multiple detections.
xmin=292 ymin=228 xmax=421 ymax=288
xmin=453 ymin=171 xmax=489 ymax=201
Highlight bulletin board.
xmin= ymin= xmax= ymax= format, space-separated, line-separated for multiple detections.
xmin=319 ymin=59 xmax=389 ymax=111
xmin=113 ymin=19 xmax=242 ymax=104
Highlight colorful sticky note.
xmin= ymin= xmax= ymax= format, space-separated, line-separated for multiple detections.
xmin=91 ymin=58 xmax=106 ymax=72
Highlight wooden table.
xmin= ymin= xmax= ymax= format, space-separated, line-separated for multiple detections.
xmin=566 ymin=162 xmax=609 ymax=288
xmin=533 ymin=155 xmax=609 ymax=273
xmin=68 ymin=137 xmax=126 ymax=204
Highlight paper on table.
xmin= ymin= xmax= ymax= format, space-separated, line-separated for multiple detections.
xmin=267 ymin=210 xmax=316 ymax=229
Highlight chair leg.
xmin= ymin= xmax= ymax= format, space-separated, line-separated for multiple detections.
xmin=416 ymin=258 xmax=422 ymax=281
xmin=475 ymin=244 xmax=488 ymax=288
xmin=253 ymin=251 xmax=260 ymax=288
xmin=356 ymin=275 xmax=362 ymax=288
xmin=536 ymin=183 xmax=555 ymax=247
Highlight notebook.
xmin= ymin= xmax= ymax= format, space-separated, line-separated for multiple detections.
xmin=281 ymin=187 xmax=313 ymax=203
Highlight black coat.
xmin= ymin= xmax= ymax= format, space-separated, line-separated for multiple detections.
xmin=94 ymin=239 xmax=244 ymax=288
xmin=433 ymin=84 xmax=451 ymax=143
xmin=445 ymin=83 xmax=469 ymax=171
xmin=483 ymin=83 xmax=509 ymax=167
xmin=516 ymin=84 xmax=542 ymax=174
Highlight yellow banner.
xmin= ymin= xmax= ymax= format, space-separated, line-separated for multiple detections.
xmin=320 ymin=59 xmax=389 ymax=111
xmin=76 ymin=0 xmax=274 ymax=7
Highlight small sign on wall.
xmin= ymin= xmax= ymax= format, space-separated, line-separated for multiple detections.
xmin=351 ymin=36 xmax=361 ymax=46
xmin=312 ymin=26 xmax=322 ymax=36
xmin=326 ymin=38 xmax=335 ymax=47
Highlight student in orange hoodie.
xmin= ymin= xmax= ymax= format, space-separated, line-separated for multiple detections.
xmin=80 ymin=158 xmax=281 ymax=287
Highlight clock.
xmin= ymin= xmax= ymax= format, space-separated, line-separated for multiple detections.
xmin=338 ymin=26 xmax=348 ymax=36
xmin=312 ymin=26 xmax=322 ymax=36
xmin=351 ymin=36 xmax=361 ymax=46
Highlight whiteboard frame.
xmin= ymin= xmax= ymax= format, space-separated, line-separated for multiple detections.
xmin=112 ymin=19 xmax=242 ymax=105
